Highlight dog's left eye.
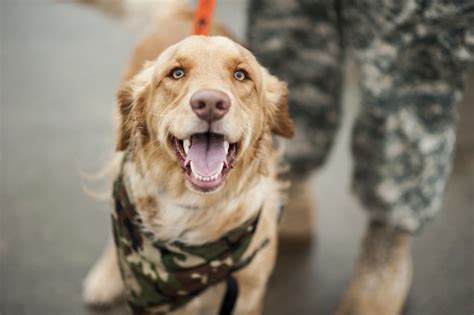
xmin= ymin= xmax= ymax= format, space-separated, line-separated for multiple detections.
xmin=171 ymin=68 xmax=185 ymax=79
xmin=233 ymin=70 xmax=246 ymax=81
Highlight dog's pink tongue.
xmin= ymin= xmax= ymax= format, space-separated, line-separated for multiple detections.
xmin=186 ymin=133 xmax=226 ymax=176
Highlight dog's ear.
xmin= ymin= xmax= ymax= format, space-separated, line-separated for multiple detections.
xmin=262 ymin=69 xmax=294 ymax=138
xmin=115 ymin=65 xmax=153 ymax=151
xmin=115 ymin=83 xmax=134 ymax=151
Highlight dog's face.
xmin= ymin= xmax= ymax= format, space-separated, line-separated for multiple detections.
xmin=116 ymin=36 xmax=293 ymax=194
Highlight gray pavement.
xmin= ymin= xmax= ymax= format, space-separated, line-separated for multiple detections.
xmin=1 ymin=1 xmax=473 ymax=314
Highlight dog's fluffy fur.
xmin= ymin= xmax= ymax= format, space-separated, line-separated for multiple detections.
xmin=83 ymin=2 xmax=294 ymax=314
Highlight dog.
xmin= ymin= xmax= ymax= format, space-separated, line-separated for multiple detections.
xmin=82 ymin=1 xmax=294 ymax=314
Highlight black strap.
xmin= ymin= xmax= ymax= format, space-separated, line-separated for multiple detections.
xmin=218 ymin=275 xmax=239 ymax=315
xmin=232 ymin=238 xmax=270 ymax=272
xmin=217 ymin=238 xmax=270 ymax=315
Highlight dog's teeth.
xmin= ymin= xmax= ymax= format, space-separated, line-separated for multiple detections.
xmin=192 ymin=169 xmax=200 ymax=180
xmin=183 ymin=139 xmax=190 ymax=155
xmin=223 ymin=141 xmax=229 ymax=154
xmin=189 ymin=161 xmax=224 ymax=183
xmin=194 ymin=174 xmax=219 ymax=182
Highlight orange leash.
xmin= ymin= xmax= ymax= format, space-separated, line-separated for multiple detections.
xmin=192 ymin=0 xmax=216 ymax=35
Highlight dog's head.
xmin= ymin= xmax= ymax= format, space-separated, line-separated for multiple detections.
xmin=116 ymin=36 xmax=293 ymax=194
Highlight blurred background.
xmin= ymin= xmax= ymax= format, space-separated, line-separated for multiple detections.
xmin=1 ymin=0 xmax=472 ymax=314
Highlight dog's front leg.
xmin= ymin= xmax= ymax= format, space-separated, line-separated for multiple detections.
xmin=83 ymin=238 xmax=125 ymax=306
xmin=233 ymin=243 xmax=276 ymax=315
xmin=234 ymin=281 xmax=266 ymax=315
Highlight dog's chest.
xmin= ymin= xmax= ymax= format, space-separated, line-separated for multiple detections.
xmin=122 ymin=160 xmax=272 ymax=244
xmin=152 ymin=181 xmax=270 ymax=243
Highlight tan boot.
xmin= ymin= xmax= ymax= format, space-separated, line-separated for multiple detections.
xmin=336 ymin=222 xmax=413 ymax=315
xmin=278 ymin=176 xmax=316 ymax=246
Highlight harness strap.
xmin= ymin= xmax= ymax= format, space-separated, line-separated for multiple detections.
xmin=217 ymin=237 xmax=270 ymax=315
xmin=192 ymin=0 xmax=216 ymax=35
xmin=218 ymin=275 xmax=239 ymax=315
xmin=231 ymin=238 xmax=270 ymax=272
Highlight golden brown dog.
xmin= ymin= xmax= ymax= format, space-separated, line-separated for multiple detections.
xmin=83 ymin=2 xmax=293 ymax=314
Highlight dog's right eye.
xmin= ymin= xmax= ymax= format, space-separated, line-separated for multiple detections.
xmin=233 ymin=70 xmax=246 ymax=81
xmin=170 ymin=68 xmax=185 ymax=79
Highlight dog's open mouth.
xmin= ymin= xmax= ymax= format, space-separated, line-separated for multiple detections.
xmin=172 ymin=133 xmax=238 ymax=192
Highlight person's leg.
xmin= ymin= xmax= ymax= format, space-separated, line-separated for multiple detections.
xmin=337 ymin=2 xmax=474 ymax=314
xmin=247 ymin=0 xmax=344 ymax=242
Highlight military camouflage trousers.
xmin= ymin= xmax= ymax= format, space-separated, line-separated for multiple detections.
xmin=248 ymin=0 xmax=474 ymax=231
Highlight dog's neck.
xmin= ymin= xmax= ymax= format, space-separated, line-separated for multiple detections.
xmin=120 ymin=149 xmax=271 ymax=244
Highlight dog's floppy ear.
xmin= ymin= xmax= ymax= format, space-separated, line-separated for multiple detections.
xmin=115 ymin=65 xmax=154 ymax=151
xmin=262 ymin=69 xmax=294 ymax=138
xmin=115 ymin=83 xmax=134 ymax=151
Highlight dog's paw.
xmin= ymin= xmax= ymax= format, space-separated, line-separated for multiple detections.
xmin=82 ymin=258 xmax=125 ymax=306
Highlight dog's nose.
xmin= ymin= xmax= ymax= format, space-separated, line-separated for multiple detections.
xmin=190 ymin=89 xmax=231 ymax=123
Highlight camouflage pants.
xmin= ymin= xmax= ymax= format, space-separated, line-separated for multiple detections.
xmin=248 ymin=0 xmax=474 ymax=232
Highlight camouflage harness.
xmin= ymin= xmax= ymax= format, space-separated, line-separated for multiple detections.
xmin=112 ymin=167 xmax=268 ymax=315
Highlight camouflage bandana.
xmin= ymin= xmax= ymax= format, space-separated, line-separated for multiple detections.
xmin=112 ymin=171 xmax=267 ymax=315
